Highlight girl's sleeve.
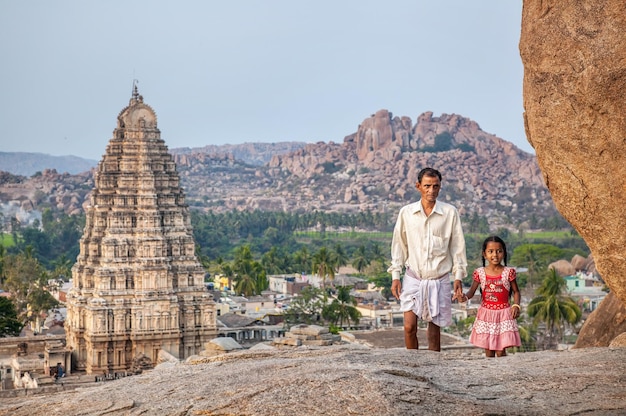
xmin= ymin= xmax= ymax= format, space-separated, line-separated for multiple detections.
xmin=508 ymin=268 xmax=517 ymax=281
xmin=472 ymin=269 xmax=480 ymax=282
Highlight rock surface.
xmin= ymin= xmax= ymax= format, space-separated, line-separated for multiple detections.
xmin=1 ymin=344 xmax=625 ymax=415
xmin=547 ymin=259 xmax=576 ymax=277
xmin=520 ymin=0 xmax=626 ymax=304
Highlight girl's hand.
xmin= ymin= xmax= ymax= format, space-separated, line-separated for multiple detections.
xmin=452 ymin=292 xmax=467 ymax=303
xmin=511 ymin=304 xmax=521 ymax=318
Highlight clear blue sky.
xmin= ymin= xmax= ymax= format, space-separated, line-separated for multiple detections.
xmin=0 ymin=1 xmax=529 ymax=160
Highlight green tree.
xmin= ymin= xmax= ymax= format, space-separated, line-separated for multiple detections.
xmin=50 ymin=254 xmax=73 ymax=282
xmin=332 ymin=243 xmax=349 ymax=270
xmin=0 ymin=244 xmax=5 ymax=285
xmin=368 ymin=242 xmax=386 ymax=269
xmin=23 ymin=210 xmax=84 ymax=267
xmin=521 ymin=247 xmax=542 ymax=290
xmin=20 ymin=227 xmax=52 ymax=260
xmin=220 ymin=263 xmax=235 ymax=291
xmin=233 ymin=261 xmax=266 ymax=297
xmin=322 ymin=285 xmax=361 ymax=329
xmin=232 ymin=245 xmax=267 ymax=297
xmin=527 ymin=268 xmax=582 ymax=349
xmin=283 ymin=286 xmax=326 ymax=327
xmin=10 ymin=216 xmax=21 ymax=247
xmin=0 ymin=297 xmax=23 ymax=337
xmin=511 ymin=244 xmax=564 ymax=290
xmin=517 ymin=321 xmax=538 ymax=352
xmin=368 ymin=271 xmax=393 ymax=300
xmin=351 ymin=245 xmax=370 ymax=274
xmin=2 ymin=250 xmax=59 ymax=329
xmin=293 ymin=247 xmax=311 ymax=275
xmin=312 ymin=247 xmax=336 ymax=289
xmin=261 ymin=247 xmax=283 ymax=275
xmin=465 ymin=212 xmax=490 ymax=233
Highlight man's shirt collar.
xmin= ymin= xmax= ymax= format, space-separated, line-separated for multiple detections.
xmin=412 ymin=200 xmax=443 ymax=215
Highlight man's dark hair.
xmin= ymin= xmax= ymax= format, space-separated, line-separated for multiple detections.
xmin=417 ymin=167 xmax=442 ymax=183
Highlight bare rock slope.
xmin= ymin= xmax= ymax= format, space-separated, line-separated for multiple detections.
xmin=1 ymin=345 xmax=626 ymax=415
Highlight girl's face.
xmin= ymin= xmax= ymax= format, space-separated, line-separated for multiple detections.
xmin=483 ymin=241 xmax=504 ymax=267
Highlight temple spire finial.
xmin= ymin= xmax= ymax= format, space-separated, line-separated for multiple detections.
xmin=132 ymin=79 xmax=139 ymax=101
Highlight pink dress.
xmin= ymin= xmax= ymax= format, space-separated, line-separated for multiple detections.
xmin=469 ymin=266 xmax=521 ymax=351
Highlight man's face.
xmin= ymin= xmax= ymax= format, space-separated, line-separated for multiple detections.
xmin=416 ymin=175 xmax=441 ymax=203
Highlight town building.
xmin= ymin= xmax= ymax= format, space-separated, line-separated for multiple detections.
xmin=268 ymin=274 xmax=310 ymax=295
xmin=565 ymin=271 xmax=607 ymax=311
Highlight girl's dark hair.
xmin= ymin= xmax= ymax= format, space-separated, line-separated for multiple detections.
xmin=481 ymin=235 xmax=508 ymax=267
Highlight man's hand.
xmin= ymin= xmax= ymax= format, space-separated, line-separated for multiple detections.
xmin=453 ymin=279 xmax=463 ymax=301
xmin=451 ymin=291 xmax=466 ymax=302
xmin=391 ymin=279 xmax=402 ymax=300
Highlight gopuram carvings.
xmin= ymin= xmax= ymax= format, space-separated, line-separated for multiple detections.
xmin=65 ymin=85 xmax=217 ymax=374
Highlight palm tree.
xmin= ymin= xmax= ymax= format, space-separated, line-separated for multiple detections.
xmin=293 ymin=247 xmax=311 ymax=275
xmin=525 ymin=247 xmax=543 ymax=290
xmin=351 ymin=245 xmax=370 ymax=275
xmin=232 ymin=245 xmax=267 ymax=296
xmin=323 ymin=285 xmax=361 ymax=329
xmin=527 ymin=268 xmax=582 ymax=349
xmin=369 ymin=242 xmax=387 ymax=270
xmin=50 ymin=254 xmax=73 ymax=282
xmin=312 ymin=247 xmax=336 ymax=289
xmin=233 ymin=260 xmax=265 ymax=297
xmin=517 ymin=322 xmax=538 ymax=352
xmin=332 ymin=243 xmax=349 ymax=271
xmin=0 ymin=244 xmax=5 ymax=285
xmin=261 ymin=247 xmax=282 ymax=275
xmin=220 ymin=263 xmax=235 ymax=291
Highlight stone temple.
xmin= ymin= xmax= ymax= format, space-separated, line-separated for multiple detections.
xmin=65 ymin=86 xmax=217 ymax=374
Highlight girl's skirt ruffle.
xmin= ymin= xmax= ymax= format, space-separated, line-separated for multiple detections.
xmin=469 ymin=306 xmax=521 ymax=351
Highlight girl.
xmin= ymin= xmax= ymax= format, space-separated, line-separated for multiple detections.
xmin=463 ymin=236 xmax=521 ymax=357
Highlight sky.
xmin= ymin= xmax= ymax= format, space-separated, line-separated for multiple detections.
xmin=0 ymin=1 xmax=530 ymax=161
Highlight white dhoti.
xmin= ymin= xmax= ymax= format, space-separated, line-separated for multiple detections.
xmin=399 ymin=270 xmax=452 ymax=327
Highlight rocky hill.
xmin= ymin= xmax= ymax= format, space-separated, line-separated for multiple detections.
xmin=0 ymin=143 xmax=306 ymax=177
xmin=170 ymin=141 xmax=307 ymax=166
xmin=0 ymin=169 xmax=94 ymax=221
xmin=0 ymin=110 xmax=557 ymax=230
xmin=263 ymin=110 xmax=551 ymax=228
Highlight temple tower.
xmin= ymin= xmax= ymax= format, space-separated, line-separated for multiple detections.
xmin=66 ymin=85 xmax=216 ymax=374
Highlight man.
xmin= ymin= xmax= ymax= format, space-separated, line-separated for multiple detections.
xmin=388 ymin=167 xmax=467 ymax=351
